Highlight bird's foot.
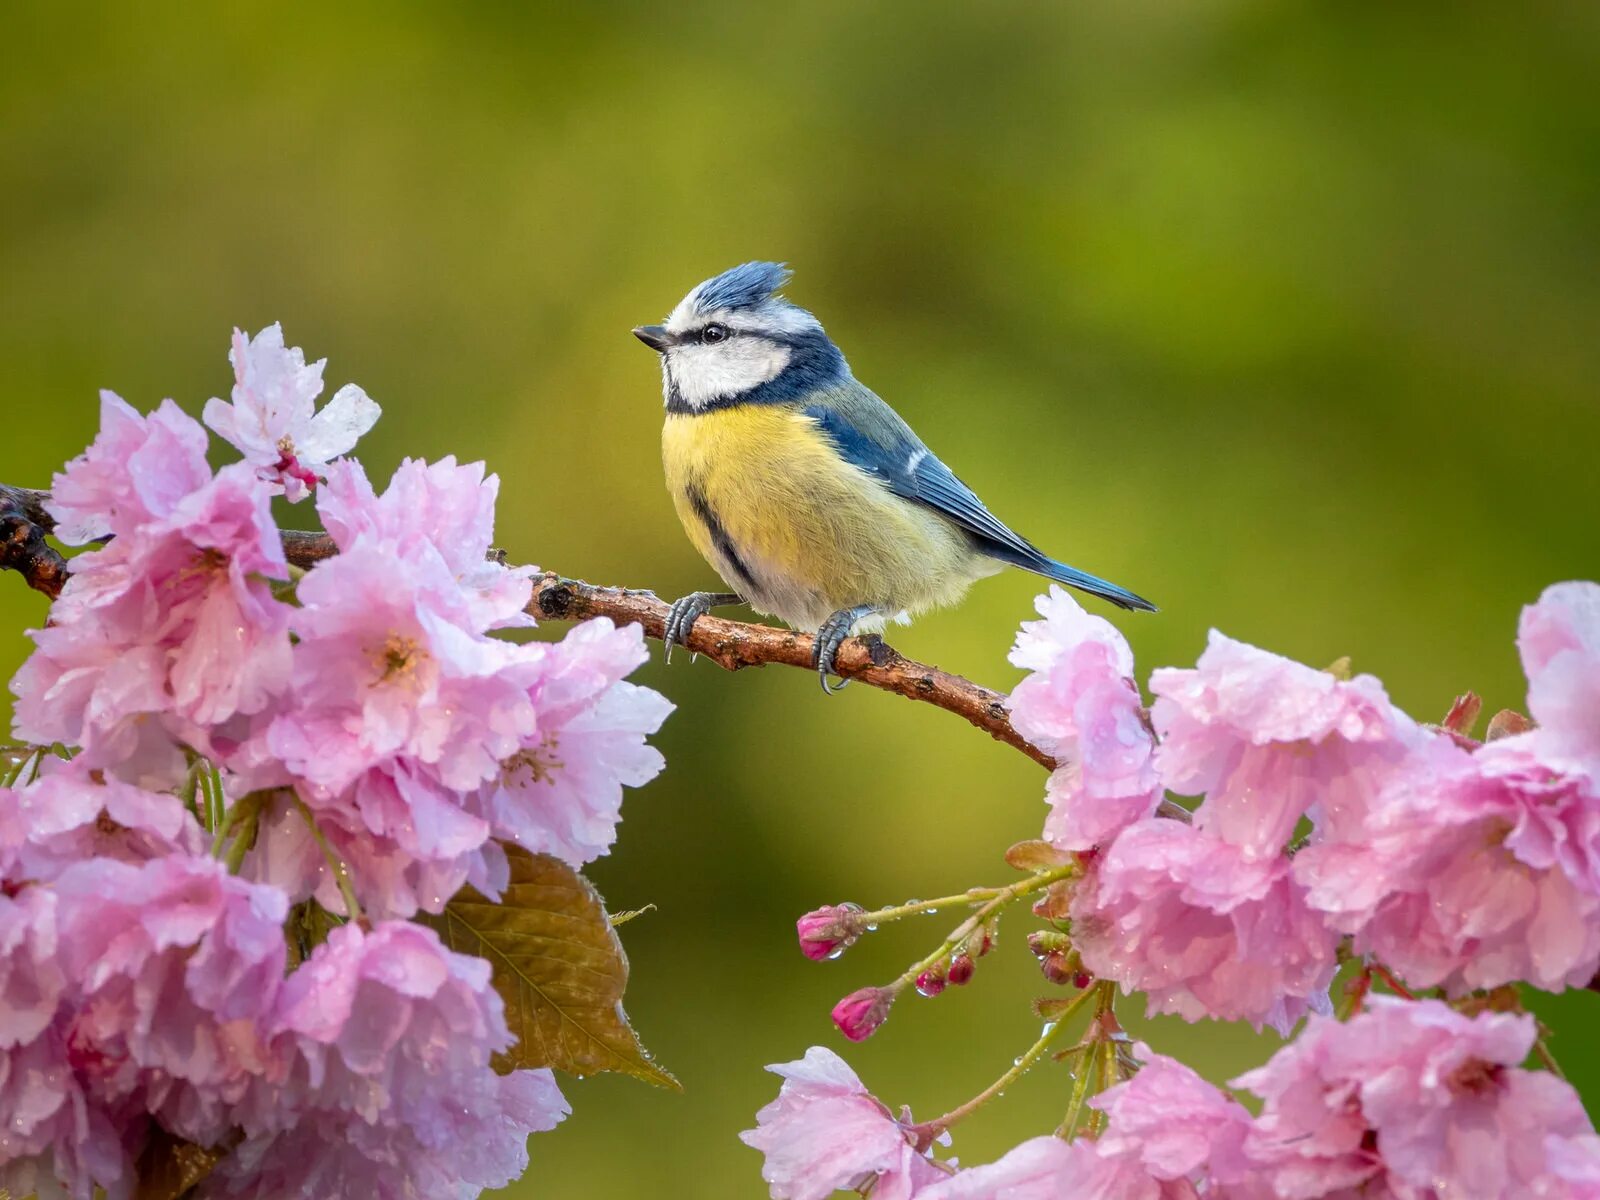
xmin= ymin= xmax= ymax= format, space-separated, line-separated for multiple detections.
xmin=662 ymin=591 xmax=742 ymax=664
xmin=813 ymin=605 xmax=880 ymax=695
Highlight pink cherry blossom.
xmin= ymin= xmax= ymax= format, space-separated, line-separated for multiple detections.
xmin=47 ymin=390 xmax=212 ymax=544
xmin=1151 ymin=632 xmax=1422 ymax=859
xmin=741 ymin=1046 xmax=946 ymax=1200
xmin=53 ymin=854 xmax=288 ymax=1145
xmin=318 ymin=456 xmax=533 ymax=631
xmin=223 ymin=920 xmax=567 ymax=1198
xmin=0 ymin=887 xmax=63 ymax=1051
xmin=1236 ymin=998 xmax=1596 ymax=1199
xmin=1300 ymin=733 xmax=1600 ymax=993
xmin=1072 ymin=819 xmax=1337 ymax=1032
xmin=916 ymin=1137 xmax=1105 ymax=1200
xmin=13 ymin=460 xmax=292 ymax=767
xmin=1009 ymin=587 xmax=1162 ymax=850
xmin=916 ymin=1050 xmax=1270 ymax=1199
xmin=1520 ymin=582 xmax=1600 ymax=762
xmin=203 ymin=324 xmax=379 ymax=502
xmin=0 ymin=1026 xmax=130 ymax=1200
xmin=267 ymin=537 xmax=537 ymax=797
xmin=1546 ymin=1134 xmax=1600 ymax=1199
xmin=1092 ymin=1045 xmax=1255 ymax=1186
xmin=469 ymin=618 xmax=671 ymax=867
xmin=0 ymin=762 xmax=204 ymax=882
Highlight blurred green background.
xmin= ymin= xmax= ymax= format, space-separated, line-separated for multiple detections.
xmin=4 ymin=2 xmax=1599 ymax=1194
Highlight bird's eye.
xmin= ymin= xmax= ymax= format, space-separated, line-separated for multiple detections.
xmin=701 ymin=323 xmax=730 ymax=344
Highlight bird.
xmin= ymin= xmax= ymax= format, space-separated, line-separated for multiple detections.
xmin=632 ymin=262 xmax=1154 ymax=692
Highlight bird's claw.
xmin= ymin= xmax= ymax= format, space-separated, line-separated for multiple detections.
xmin=813 ymin=605 xmax=878 ymax=694
xmin=662 ymin=591 xmax=740 ymax=664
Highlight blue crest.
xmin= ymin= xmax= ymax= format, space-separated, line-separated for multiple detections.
xmin=691 ymin=261 xmax=792 ymax=313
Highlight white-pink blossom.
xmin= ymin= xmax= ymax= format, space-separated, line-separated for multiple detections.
xmin=54 ymin=855 xmax=288 ymax=1145
xmin=203 ymin=324 xmax=379 ymax=502
xmin=741 ymin=1046 xmax=947 ymax=1200
xmin=1236 ymin=998 xmax=1596 ymax=1199
xmin=1009 ymin=587 xmax=1162 ymax=850
xmin=1151 ymin=633 xmax=1422 ymax=859
xmin=222 ymin=920 xmax=567 ymax=1198
xmin=470 ymin=618 xmax=671 ymax=867
xmin=13 ymin=458 xmax=292 ymax=769
xmin=1073 ymin=820 xmax=1337 ymax=1032
xmin=47 ymin=391 xmax=212 ymax=545
xmin=318 ymin=456 xmax=533 ymax=630
xmin=1299 ymin=734 xmax=1600 ymax=993
xmin=0 ymin=763 xmax=205 ymax=882
xmin=1520 ymin=582 xmax=1600 ymax=764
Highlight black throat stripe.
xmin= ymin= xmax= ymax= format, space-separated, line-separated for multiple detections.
xmin=685 ymin=484 xmax=758 ymax=596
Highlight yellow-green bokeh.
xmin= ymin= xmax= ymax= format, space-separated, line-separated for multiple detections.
xmin=3 ymin=3 xmax=1598 ymax=1195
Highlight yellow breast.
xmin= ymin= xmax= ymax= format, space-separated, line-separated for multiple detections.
xmin=661 ymin=407 xmax=985 ymax=629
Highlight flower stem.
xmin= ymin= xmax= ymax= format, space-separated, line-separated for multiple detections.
xmin=894 ymin=863 xmax=1078 ymax=991
xmin=294 ymin=799 xmax=365 ymax=926
xmin=860 ymin=887 xmax=1010 ymax=926
xmin=1055 ymin=982 xmax=1121 ymax=1139
xmin=1371 ymin=962 xmax=1416 ymax=999
xmin=918 ymin=986 xmax=1093 ymax=1140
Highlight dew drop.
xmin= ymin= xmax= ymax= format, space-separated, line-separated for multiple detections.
xmin=826 ymin=947 xmax=845 ymax=960
xmin=865 ymin=923 xmax=879 ymax=932
xmin=924 ymin=908 xmax=940 ymax=916
xmin=1013 ymin=1056 xmax=1023 ymax=1066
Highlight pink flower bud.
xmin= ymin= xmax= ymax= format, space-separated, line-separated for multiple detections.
xmin=947 ymin=953 xmax=975 ymax=986
xmin=796 ymin=903 xmax=864 ymax=962
xmin=831 ymin=986 xmax=895 ymax=1041
xmin=914 ymin=966 xmax=947 ymax=997
xmin=1040 ymin=951 xmax=1076 ymax=986
xmin=969 ymin=927 xmax=995 ymax=958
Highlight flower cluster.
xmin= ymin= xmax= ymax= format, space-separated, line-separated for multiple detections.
xmin=1014 ymin=582 xmax=1600 ymax=1028
xmin=1 ymin=326 xmax=669 ymax=1197
xmin=747 ymin=1003 xmax=1598 ymax=1198
xmin=762 ymin=580 xmax=1600 ymax=1198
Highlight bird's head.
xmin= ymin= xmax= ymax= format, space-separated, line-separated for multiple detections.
xmin=634 ymin=262 xmax=848 ymax=413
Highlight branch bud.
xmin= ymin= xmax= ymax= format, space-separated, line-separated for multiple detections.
xmin=796 ymin=903 xmax=865 ymax=961
xmin=831 ymin=986 xmax=895 ymax=1041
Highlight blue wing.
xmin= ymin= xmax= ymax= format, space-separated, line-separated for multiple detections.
xmin=803 ymin=402 xmax=1156 ymax=612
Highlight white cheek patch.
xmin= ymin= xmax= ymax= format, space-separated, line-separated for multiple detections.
xmin=667 ymin=339 xmax=793 ymax=409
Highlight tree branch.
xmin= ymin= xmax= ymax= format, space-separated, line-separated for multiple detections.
xmin=526 ymin=573 xmax=1054 ymax=769
xmin=0 ymin=484 xmax=69 ymax=600
xmin=5 ymin=500 xmax=1056 ymax=769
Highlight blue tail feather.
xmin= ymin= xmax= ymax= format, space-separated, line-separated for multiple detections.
xmin=984 ymin=544 xmax=1157 ymax=612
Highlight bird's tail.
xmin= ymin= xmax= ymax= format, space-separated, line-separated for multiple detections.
xmin=987 ymin=545 xmax=1157 ymax=612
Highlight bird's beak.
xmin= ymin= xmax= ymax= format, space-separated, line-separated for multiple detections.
xmin=632 ymin=325 xmax=672 ymax=353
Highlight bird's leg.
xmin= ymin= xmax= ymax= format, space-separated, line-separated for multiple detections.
xmin=813 ymin=604 xmax=881 ymax=695
xmin=662 ymin=591 xmax=743 ymax=664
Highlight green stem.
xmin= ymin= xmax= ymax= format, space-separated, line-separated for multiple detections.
xmin=294 ymin=799 xmax=364 ymax=925
xmin=209 ymin=793 xmax=246 ymax=857
xmin=894 ymin=863 xmax=1078 ymax=991
xmin=920 ymin=988 xmax=1091 ymax=1138
xmin=1055 ymin=982 xmax=1119 ymax=1139
xmin=223 ymin=799 xmax=264 ymax=874
xmin=860 ymin=887 xmax=1010 ymax=926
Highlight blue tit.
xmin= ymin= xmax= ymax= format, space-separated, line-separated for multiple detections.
xmin=632 ymin=262 xmax=1155 ymax=692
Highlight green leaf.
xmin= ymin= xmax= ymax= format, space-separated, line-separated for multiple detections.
xmin=1004 ymin=839 xmax=1072 ymax=873
xmin=285 ymin=897 xmax=347 ymax=970
xmin=133 ymin=1126 xmax=227 ymax=1200
xmin=421 ymin=845 xmax=679 ymax=1090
